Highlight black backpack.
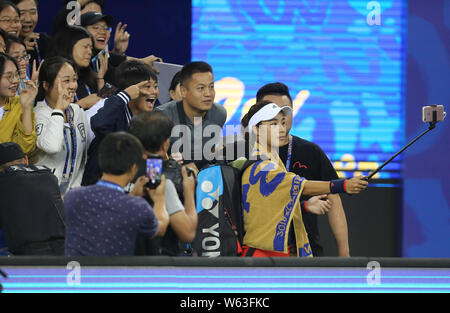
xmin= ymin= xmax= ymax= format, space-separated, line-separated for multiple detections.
xmin=192 ymin=160 xmax=256 ymax=257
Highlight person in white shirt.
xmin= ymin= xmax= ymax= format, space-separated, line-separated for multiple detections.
xmin=33 ymin=56 xmax=88 ymax=195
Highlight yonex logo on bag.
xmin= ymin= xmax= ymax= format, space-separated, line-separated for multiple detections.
xmin=200 ymin=180 xmax=220 ymax=219
xmin=197 ymin=167 xmax=224 ymax=257
xmin=200 ymin=180 xmax=220 ymax=257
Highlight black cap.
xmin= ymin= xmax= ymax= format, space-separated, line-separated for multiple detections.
xmin=0 ymin=142 xmax=25 ymax=166
xmin=80 ymin=12 xmax=114 ymax=28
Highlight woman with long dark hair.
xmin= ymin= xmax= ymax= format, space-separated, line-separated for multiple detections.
xmin=48 ymin=25 xmax=104 ymax=109
xmin=34 ymin=56 xmax=88 ymax=194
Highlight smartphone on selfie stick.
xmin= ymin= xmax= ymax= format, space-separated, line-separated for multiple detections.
xmin=366 ymin=105 xmax=446 ymax=181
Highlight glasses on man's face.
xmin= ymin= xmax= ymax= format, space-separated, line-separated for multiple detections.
xmin=14 ymin=54 xmax=31 ymax=63
xmin=0 ymin=18 xmax=21 ymax=25
xmin=2 ymin=72 xmax=20 ymax=83
xmin=90 ymin=24 xmax=111 ymax=32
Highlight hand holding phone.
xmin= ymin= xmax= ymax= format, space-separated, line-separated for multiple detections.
xmin=92 ymin=46 xmax=109 ymax=73
xmin=147 ymin=174 xmax=166 ymax=205
xmin=24 ymin=34 xmax=39 ymax=51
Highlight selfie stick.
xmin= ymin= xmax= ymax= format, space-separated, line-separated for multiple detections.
xmin=366 ymin=111 xmax=438 ymax=181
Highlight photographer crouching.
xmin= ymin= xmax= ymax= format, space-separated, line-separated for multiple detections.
xmin=0 ymin=142 xmax=65 ymax=255
xmin=129 ymin=111 xmax=197 ymax=256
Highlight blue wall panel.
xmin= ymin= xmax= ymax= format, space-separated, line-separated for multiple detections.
xmin=403 ymin=0 xmax=450 ymax=257
xmin=192 ymin=0 xmax=407 ymax=179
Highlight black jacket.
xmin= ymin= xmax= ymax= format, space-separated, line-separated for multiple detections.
xmin=82 ymin=91 xmax=132 ymax=185
xmin=0 ymin=165 xmax=65 ymax=254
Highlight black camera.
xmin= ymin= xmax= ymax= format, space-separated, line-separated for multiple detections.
xmin=162 ymin=159 xmax=195 ymax=198
xmin=135 ymin=157 xmax=195 ymax=197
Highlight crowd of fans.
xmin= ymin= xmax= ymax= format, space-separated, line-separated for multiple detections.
xmin=0 ymin=0 xmax=368 ymax=257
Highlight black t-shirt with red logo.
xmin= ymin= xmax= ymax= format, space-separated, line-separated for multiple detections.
xmin=278 ymin=135 xmax=339 ymax=257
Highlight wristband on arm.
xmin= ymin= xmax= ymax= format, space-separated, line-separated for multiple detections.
xmin=301 ymin=200 xmax=308 ymax=212
xmin=330 ymin=179 xmax=347 ymax=194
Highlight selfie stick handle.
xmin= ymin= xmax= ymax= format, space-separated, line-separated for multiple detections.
xmin=367 ymin=113 xmax=437 ymax=181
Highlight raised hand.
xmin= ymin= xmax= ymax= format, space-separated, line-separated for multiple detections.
xmin=55 ymin=78 xmax=72 ymax=111
xmin=23 ymin=33 xmax=39 ymax=51
xmin=140 ymin=55 xmax=163 ymax=73
xmin=97 ymin=52 xmax=109 ymax=79
xmin=30 ymin=59 xmax=44 ymax=83
xmin=19 ymin=80 xmax=38 ymax=109
xmin=96 ymin=52 xmax=108 ymax=90
xmin=124 ymin=80 xmax=150 ymax=100
xmin=113 ymin=22 xmax=130 ymax=55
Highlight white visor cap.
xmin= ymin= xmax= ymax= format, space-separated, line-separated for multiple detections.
xmin=248 ymin=103 xmax=292 ymax=128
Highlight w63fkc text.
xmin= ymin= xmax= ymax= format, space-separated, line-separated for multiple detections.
xmin=223 ymin=297 xmax=270 ymax=308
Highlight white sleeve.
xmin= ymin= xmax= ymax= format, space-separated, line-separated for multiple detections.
xmin=71 ymin=107 xmax=89 ymax=189
xmin=35 ymin=107 xmax=65 ymax=154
